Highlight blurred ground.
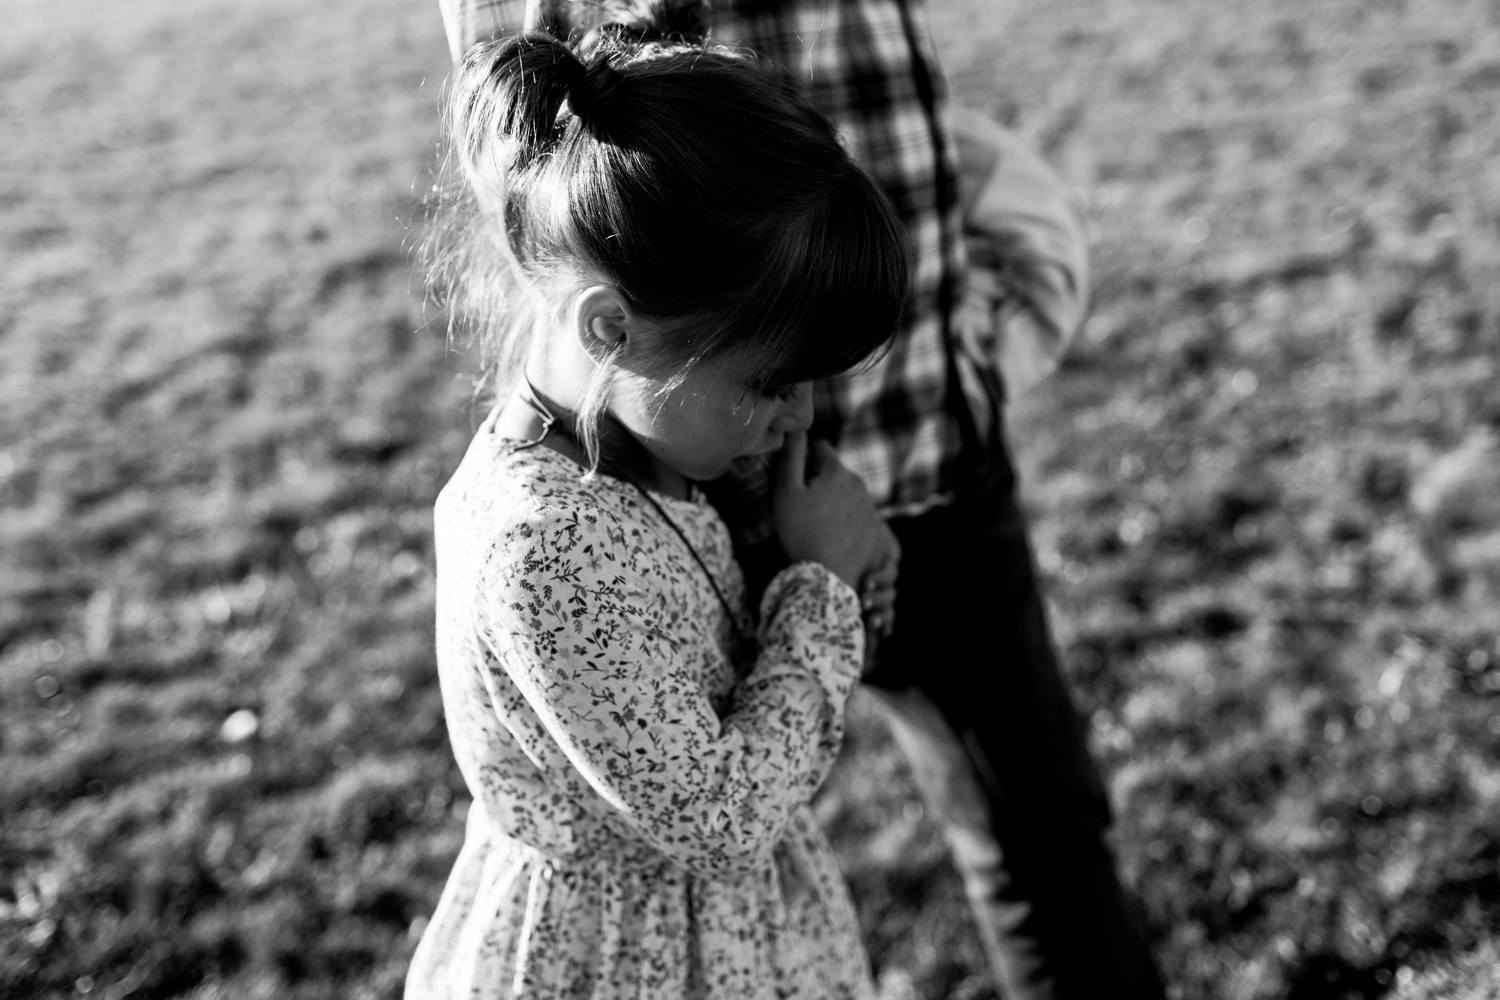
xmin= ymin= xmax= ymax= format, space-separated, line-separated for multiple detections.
xmin=1 ymin=0 xmax=1497 ymax=998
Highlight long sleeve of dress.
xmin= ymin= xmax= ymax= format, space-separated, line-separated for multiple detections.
xmin=470 ymin=501 xmax=864 ymax=877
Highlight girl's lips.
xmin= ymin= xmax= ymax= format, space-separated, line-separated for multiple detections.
xmin=730 ymin=453 xmax=774 ymax=473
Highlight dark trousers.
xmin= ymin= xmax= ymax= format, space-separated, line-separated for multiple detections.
xmin=863 ymin=459 xmax=1166 ymax=1000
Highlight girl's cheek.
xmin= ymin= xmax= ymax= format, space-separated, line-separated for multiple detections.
xmin=727 ymin=391 xmax=760 ymax=424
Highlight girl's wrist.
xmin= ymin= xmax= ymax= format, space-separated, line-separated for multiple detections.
xmin=758 ymin=561 xmax=865 ymax=686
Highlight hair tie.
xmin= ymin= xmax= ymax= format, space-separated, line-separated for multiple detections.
xmin=567 ymin=57 xmax=626 ymax=122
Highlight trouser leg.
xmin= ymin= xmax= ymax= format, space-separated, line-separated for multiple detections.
xmin=864 ymin=470 xmax=1165 ymax=1000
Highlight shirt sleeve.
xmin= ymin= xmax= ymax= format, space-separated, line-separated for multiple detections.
xmin=438 ymin=0 xmax=528 ymax=60
xmin=473 ymin=504 xmax=864 ymax=876
xmin=951 ymin=105 xmax=1091 ymax=400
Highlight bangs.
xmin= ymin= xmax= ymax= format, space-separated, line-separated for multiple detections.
xmin=728 ymin=165 xmax=911 ymax=387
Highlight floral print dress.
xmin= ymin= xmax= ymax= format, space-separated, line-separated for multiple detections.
xmin=405 ymin=415 xmax=874 ymax=1000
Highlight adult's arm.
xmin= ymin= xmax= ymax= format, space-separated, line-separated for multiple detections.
xmin=952 ymin=105 xmax=1091 ymax=400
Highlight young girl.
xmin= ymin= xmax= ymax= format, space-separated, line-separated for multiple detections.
xmin=405 ymin=6 xmax=909 ymax=999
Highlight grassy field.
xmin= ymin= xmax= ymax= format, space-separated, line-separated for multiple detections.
xmin=2 ymin=0 xmax=1498 ymax=998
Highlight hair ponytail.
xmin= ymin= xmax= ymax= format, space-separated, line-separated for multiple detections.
xmin=565 ymin=58 xmax=628 ymax=122
xmin=455 ymin=31 xmax=632 ymax=172
xmin=458 ymin=33 xmax=584 ymax=167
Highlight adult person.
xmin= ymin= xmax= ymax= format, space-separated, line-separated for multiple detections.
xmin=434 ymin=1 xmax=1167 ymax=997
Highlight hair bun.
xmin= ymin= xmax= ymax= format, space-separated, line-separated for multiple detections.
xmin=566 ymin=55 xmax=627 ymax=121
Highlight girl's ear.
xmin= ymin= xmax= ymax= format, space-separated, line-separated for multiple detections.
xmin=574 ymin=284 xmax=632 ymax=361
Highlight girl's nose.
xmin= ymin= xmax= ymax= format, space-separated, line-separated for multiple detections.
xmin=771 ymin=383 xmax=815 ymax=434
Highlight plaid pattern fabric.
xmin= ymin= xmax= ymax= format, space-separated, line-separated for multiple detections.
xmin=438 ymin=0 xmax=996 ymax=520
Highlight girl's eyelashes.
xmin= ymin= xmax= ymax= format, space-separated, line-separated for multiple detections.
xmin=752 ymin=380 xmax=801 ymax=402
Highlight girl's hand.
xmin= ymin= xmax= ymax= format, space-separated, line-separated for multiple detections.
xmin=860 ymin=540 xmax=899 ymax=636
xmin=773 ymin=431 xmax=887 ymax=592
xmin=858 ymin=536 xmax=899 ymax=674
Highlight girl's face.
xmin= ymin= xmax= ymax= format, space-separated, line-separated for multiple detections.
xmin=607 ymin=342 xmax=815 ymax=491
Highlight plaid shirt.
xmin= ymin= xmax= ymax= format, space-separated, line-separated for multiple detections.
xmin=438 ymin=0 xmax=1000 ymax=521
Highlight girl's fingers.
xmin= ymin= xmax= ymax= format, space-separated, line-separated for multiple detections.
xmin=859 ymin=551 xmax=899 ymax=609
xmin=861 ymin=581 xmax=896 ymax=610
xmin=862 ymin=557 xmax=899 ymax=589
xmin=861 ymin=588 xmax=897 ymax=616
xmin=863 ymin=608 xmax=896 ymax=640
xmin=774 ymin=430 xmax=809 ymax=492
xmin=860 ymin=556 xmax=897 ymax=622
xmin=810 ymin=438 xmax=841 ymax=478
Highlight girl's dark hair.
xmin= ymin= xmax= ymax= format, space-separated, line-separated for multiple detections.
xmin=427 ymin=0 xmax=909 ymax=465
